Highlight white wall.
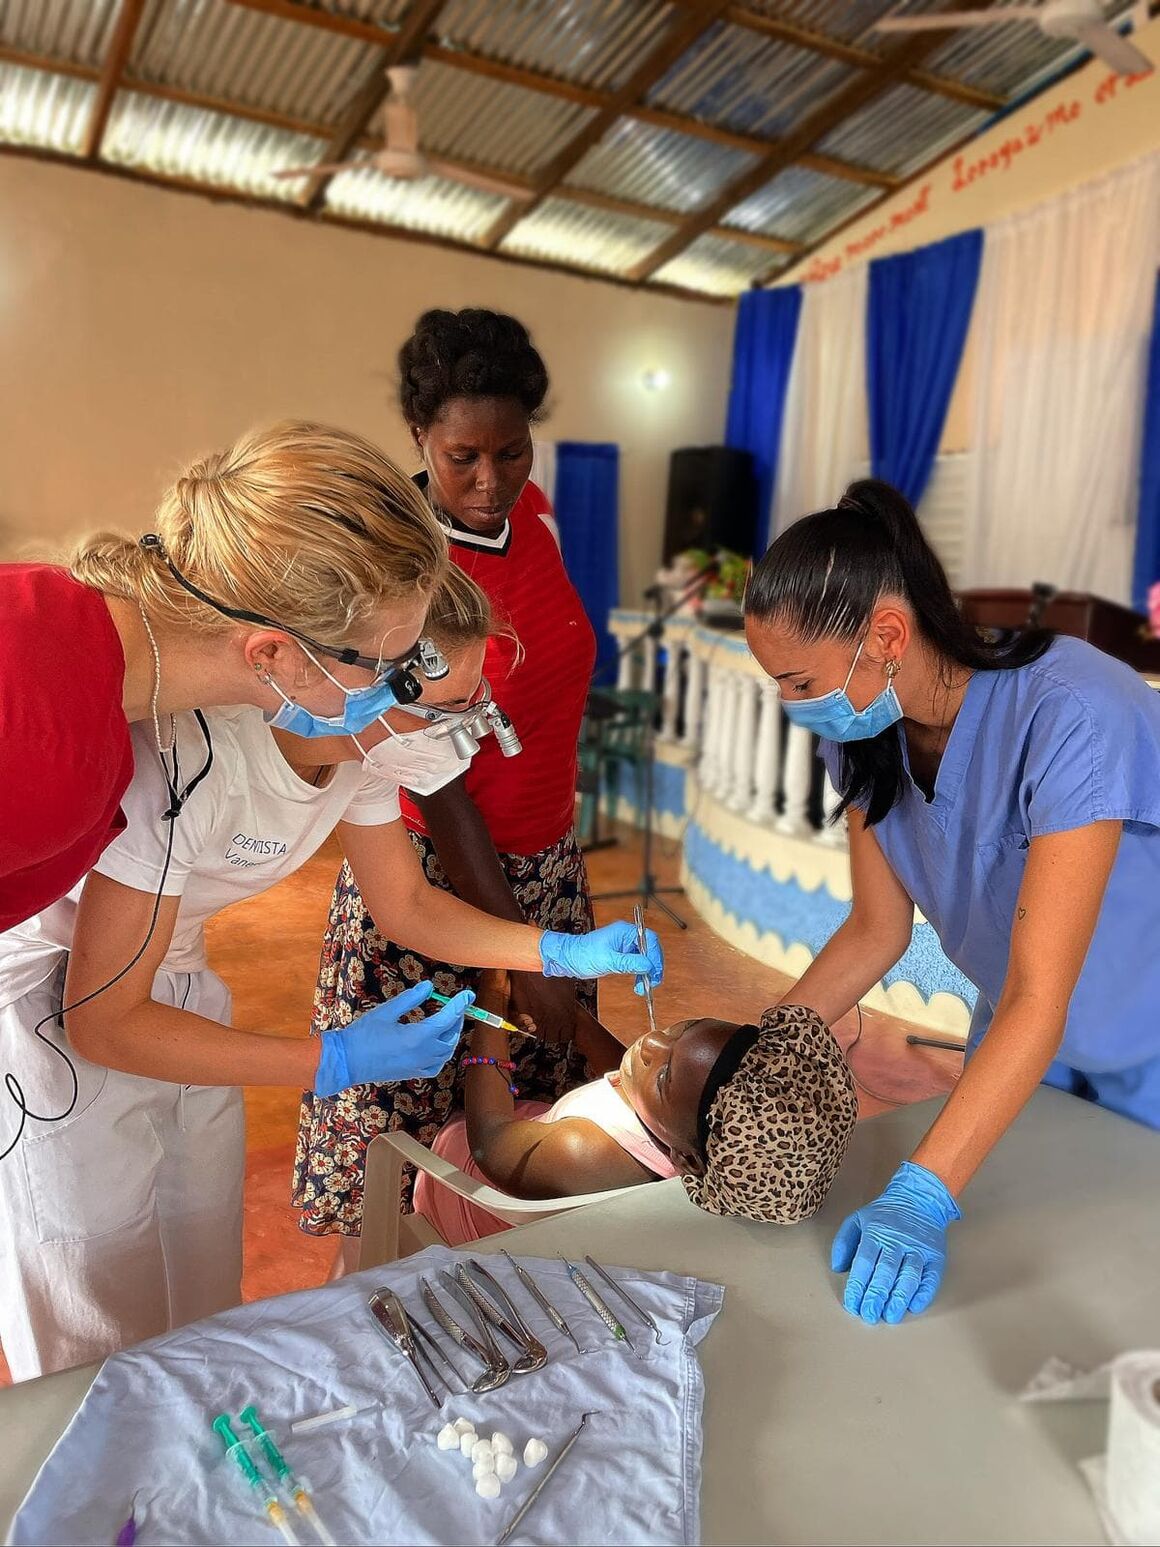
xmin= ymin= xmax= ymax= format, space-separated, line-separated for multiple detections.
xmin=0 ymin=153 xmax=733 ymax=605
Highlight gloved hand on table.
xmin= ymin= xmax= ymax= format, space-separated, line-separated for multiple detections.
xmin=314 ymin=979 xmax=472 ymax=1098
xmin=539 ymin=921 xmax=663 ymax=991
xmin=831 ymin=1160 xmax=961 ymax=1325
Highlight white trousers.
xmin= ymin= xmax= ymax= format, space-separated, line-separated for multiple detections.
xmin=0 ymin=961 xmax=245 ymax=1381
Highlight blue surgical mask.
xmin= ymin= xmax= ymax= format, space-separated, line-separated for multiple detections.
xmin=780 ymin=639 xmax=902 ymax=743
xmin=263 ymin=644 xmax=400 ymax=738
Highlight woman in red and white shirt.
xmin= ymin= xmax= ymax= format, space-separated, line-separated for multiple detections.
xmin=295 ymin=309 xmax=600 ymax=1260
xmin=0 ymin=422 xmax=450 ymax=935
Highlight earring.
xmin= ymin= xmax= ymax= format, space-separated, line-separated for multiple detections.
xmin=885 ymin=659 xmax=900 ymax=680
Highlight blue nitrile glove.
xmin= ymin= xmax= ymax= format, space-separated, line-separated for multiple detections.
xmin=831 ymin=1161 xmax=961 ymax=1325
xmin=539 ymin=921 xmax=664 ymax=992
xmin=313 ymin=979 xmax=473 ymax=1098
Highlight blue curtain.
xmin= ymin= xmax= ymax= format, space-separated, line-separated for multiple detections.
xmin=553 ymin=441 xmax=620 ymax=673
xmin=1131 ymin=272 xmax=1160 ymax=616
xmin=867 ymin=228 xmax=983 ymax=507
xmin=724 ymin=285 xmax=803 ymax=550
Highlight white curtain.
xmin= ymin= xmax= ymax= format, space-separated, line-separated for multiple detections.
xmin=962 ymin=152 xmax=1160 ymax=603
xmin=772 ymin=262 xmax=869 ymax=534
xmin=531 ymin=438 xmax=557 ymax=506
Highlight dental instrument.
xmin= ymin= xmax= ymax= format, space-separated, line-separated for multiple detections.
xmin=465 ymin=1259 xmax=549 ymax=1370
xmin=500 ymin=1251 xmax=585 ymax=1355
xmin=633 ymin=905 xmax=657 ymax=1037
xmin=410 ymin=1312 xmax=471 ymax=1392
xmin=453 ymin=1263 xmax=545 ymax=1374
xmin=495 ymin=1414 xmax=594 ymax=1547
xmin=437 ymin=1270 xmax=514 ymax=1388
xmin=240 ymin=1406 xmax=337 ymax=1547
xmin=423 ymin=1277 xmax=510 ymax=1392
xmin=426 ymin=990 xmax=524 ymax=1036
xmin=212 ymin=1414 xmax=301 ymax=1546
xmin=368 ymin=1288 xmax=442 ymax=1409
xmin=561 ymin=1258 xmax=637 ymax=1352
xmin=582 ymin=1256 xmax=662 ymax=1344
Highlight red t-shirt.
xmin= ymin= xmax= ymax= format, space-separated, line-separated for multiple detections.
xmin=401 ymin=480 xmax=597 ymax=857
xmin=0 ymin=565 xmax=135 ymax=931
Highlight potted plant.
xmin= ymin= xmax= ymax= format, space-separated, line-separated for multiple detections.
xmin=680 ymin=547 xmax=751 ymax=627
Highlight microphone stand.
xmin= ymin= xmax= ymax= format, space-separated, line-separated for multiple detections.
xmin=590 ymin=557 xmax=720 ymax=928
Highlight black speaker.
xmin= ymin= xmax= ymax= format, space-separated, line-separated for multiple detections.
xmin=662 ymin=446 xmax=758 ymax=563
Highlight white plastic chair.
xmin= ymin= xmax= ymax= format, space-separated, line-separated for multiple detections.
xmin=357 ymin=1129 xmax=644 ymax=1269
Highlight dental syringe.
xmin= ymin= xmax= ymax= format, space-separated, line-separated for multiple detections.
xmin=426 ymin=989 xmax=526 ymax=1036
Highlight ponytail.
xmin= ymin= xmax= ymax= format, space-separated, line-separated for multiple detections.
xmin=744 ymin=478 xmax=1051 ymax=824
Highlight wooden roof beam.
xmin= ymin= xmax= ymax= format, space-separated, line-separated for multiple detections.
xmin=560 ymin=184 xmax=802 ymax=253
xmin=478 ymin=0 xmax=735 ymax=252
xmin=724 ymin=5 xmax=1006 ymax=112
xmin=628 ymin=0 xmax=1002 ymax=282
xmin=83 ymin=0 xmax=147 ymax=158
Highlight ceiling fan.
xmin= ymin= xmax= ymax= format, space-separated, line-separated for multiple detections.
xmin=873 ymin=0 xmax=1153 ymax=75
xmin=273 ymin=64 xmax=532 ymax=199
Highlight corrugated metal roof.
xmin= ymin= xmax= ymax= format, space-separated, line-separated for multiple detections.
xmin=734 ymin=0 xmax=956 ymax=49
xmin=501 ymin=196 xmax=672 ymax=274
xmin=102 ymin=93 xmax=328 ymax=200
xmin=0 ymin=0 xmax=121 ymax=69
xmin=433 ymin=0 xmax=676 ymax=93
xmin=816 ymin=84 xmax=988 ymax=176
xmin=131 ymin=0 xmax=379 ymax=127
xmin=410 ymin=57 xmax=596 ymax=176
xmin=647 ymin=18 xmax=854 ymax=136
xmin=650 ymin=232 xmax=780 ymax=296
xmin=0 ymin=60 xmax=95 ymax=155
xmin=325 ymin=158 xmax=507 ymax=239
xmin=724 ymin=165 xmax=879 ymax=243
xmin=922 ymin=0 xmax=1140 ymax=98
xmin=565 ymin=118 xmax=755 ymax=212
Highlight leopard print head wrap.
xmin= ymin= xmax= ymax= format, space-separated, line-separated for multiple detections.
xmin=682 ymin=1004 xmax=857 ymax=1223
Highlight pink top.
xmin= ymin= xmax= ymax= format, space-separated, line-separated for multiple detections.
xmin=412 ymin=1074 xmax=678 ymax=1247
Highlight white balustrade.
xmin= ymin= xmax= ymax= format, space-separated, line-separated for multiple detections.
xmin=747 ymin=680 xmax=782 ymax=825
xmin=728 ymin=676 xmax=758 ymax=813
xmin=816 ymin=766 xmax=847 ymax=847
xmin=606 ymin=610 xmax=847 ymax=854
xmin=716 ymin=672 xmax=742 ymax=800
xmin=682 ymin=651 xmax=707 ymax=751
xmin=659 ymin=626 xmax=684 ymax=743
xmin=775 ymin=721 xmax=814 ymax=837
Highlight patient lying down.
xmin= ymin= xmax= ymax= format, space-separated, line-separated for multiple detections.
xmin=413 ymin=971 xmax=858 ymax=1246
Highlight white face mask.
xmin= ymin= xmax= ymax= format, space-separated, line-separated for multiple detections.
xmin=350 ymin=717 xmax=471 ymax=797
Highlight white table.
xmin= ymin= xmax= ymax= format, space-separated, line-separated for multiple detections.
xmin=3 ymin=1087 xmax=1156 ymax=1545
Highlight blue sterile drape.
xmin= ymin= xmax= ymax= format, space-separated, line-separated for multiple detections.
xmin=867 ymin=228 xmax=983 ymax=507
xmin=553 ymin=441 xmax=620 ymax=673
xmin=724 ymin=285 xmax=803 ymax=550
xmin=1131 ymin=271 xmax=1160 ymax=616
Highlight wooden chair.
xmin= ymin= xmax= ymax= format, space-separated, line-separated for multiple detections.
xmin=357 ymin=1130 xmax=645 ymax=1269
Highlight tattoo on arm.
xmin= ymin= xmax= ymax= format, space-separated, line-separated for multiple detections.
xmin=1017 ymin=907 xmax=1027 ymax=920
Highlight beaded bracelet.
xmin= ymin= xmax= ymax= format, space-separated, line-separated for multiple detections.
xmin=461 ymin=1055 xmax=519 ymax=1096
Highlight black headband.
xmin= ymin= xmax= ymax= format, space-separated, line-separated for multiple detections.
xmin=696 ymin=1023 xmax=762 ymax=1156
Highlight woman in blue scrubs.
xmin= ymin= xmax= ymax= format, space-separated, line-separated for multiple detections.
xmin=744 ymin=479 xmax=1160 ymax=1327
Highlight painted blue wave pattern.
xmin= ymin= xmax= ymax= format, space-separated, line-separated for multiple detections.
xmin=684 ymin=823 xmax=977 ymax=1011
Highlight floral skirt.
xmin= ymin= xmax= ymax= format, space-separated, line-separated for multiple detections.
xmin=292 ymin=826 xmax=594 ymax=1236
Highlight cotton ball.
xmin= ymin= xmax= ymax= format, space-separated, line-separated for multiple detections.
xmin=490 ymin=1431 xmax=514 ymax=1457
xmin=452 ymin=1417 xmax=476 ymax=1437
xmin=475 ymin=1474 xmax=502 ymax=1501
xmin=436 ymin=1423 xmax=460 ymax=1451
xmin=473 ymin=1454 xmax=496 ymax=1479
xmin=523 ymin=1437 xmax=548 ymax=1467
xmin=471 ymin=1438 xmax=494 ymax=1465
xmin=495 ymin=1452 xmax=518 ymax=1484
xmin=460 ymin=1431 xmax=478 ymax=1458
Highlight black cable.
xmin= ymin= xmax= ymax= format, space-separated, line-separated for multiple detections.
xmin=0 ymin=713 xmax=213 ymax=1162
xmin=843 ymin=1001 xmax=909 ymax=1108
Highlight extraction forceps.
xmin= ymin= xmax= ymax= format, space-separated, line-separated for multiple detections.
xmin=421 ymin=1276 xmax=510 ymax=1394
xmin=367 ymin=1288 xmax=441 ymax=1409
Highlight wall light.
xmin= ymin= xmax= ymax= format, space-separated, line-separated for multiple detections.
xmin=641 ymin=367 xmax=672 ymax=392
